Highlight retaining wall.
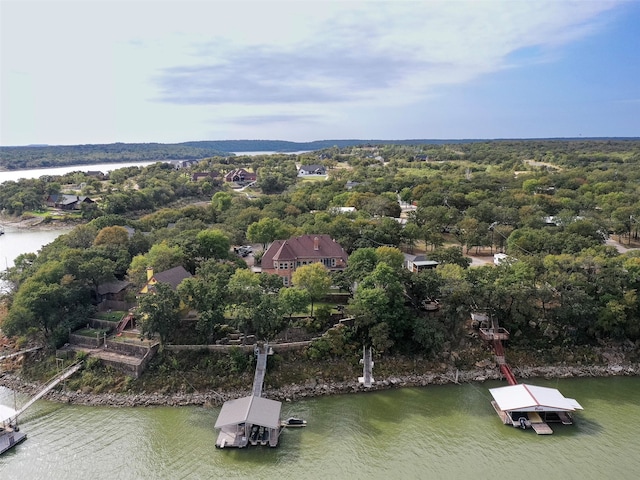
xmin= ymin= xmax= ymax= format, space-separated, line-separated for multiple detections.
xmin=88 ymin=319 xmax=119 ymax=331
xmin=104 ymin=339 xmax=149 ymax=358
xmin=69 ymin=334 xmax=102 ymax=349
xmin=165 ymin=341 xmax=312 ymax=353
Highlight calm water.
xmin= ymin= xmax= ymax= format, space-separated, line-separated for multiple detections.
xmin=1 ymin=377 xmax=639 ymax=479
xmin=0 ymin=162 xmax=158 ymax=184
xmin=0 ymin=225 xmax=72 ymax=269
xmin=0 ymin=225 xmax=72 ymax=294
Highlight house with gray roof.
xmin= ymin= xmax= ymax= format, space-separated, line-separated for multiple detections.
xmin=403 ymin=253 xmax=439 ymax=272
xmin=139 ymin=265 xmax=192 ymax=294
xmin=297 ymin=164 xmax=327 ymax=176
xmin=45 ymin=194 xmax=94 ymax=210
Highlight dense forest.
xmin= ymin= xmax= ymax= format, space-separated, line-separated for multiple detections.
xmin=2 ymin=138 xmax=640 ymax=383
xmin=3 ymin=137 xmax=636 ymax=171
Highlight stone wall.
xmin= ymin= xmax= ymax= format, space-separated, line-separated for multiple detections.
xmin=104 ymin=339 xmax=149 ymax=358
xmin=69 ymin=334 xmax=102 ymax=349
xmin=88 ymin=319 xmax=118 ymax=331
xmin=165 ymin=341 xmax=312 ymax=353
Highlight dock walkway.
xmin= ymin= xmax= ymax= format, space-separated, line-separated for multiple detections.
xmin=251 ymin=345 xmax=269 ymax=397
xmin=10 ymin=363 xmax=82 ymax=422
xmin=0 ymin=347 xmax=42 ymax=362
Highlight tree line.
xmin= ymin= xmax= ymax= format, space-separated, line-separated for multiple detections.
xmin=2 ymin=139 xmax=640 ymax=361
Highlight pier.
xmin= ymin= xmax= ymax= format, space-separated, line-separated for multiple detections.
xmin=251 ymin=343 xmax=270 ymax=397
xmin=0 ymin=346 xmax=42 ymax=362
xmin=214 ymin=343 xmax=285 ymax=449
xmin=473 ymin=312 xmax=582 ymax=434
xmin=1 ymin=361 xmax=82 ymax=454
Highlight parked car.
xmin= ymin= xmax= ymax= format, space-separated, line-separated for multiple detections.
xmin=234 ymin=246 xmax=252 ymax=257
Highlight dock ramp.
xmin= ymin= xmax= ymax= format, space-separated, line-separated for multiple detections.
xmin=9 ymin=363 xmax=82 ymax=422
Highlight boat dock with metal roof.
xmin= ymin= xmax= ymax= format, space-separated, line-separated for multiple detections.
xmin=214 ymin=342 xmax=295 ymax=448
xmin=472 ymin=311 xmax=583 ymax=434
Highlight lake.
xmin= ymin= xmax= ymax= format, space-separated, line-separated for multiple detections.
xmin=0 ymin=225 xmax=72 ymax=294
xmin=1 ymin=376 xmax=639 ymax=479
xmin=0 ymin=161 xmax=158 ymax=184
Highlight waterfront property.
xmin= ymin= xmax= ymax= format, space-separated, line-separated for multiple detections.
xmin=139 ymin=265 xmax=192 ymax=294
xmin=261 ymin=234 xmax=348 ymax=286
xmin=489 ymin=384 xmax=583 ymax=435
xmin=45 ymin=193 xmax=94 ymax=210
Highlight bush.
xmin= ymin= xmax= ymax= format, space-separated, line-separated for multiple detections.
xmin=228 ymin=346 xmax=251 ymax=373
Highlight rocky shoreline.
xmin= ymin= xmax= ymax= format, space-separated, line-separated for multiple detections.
xmin=0 ymin=214 xmax=78 ymax=231
xmin=1 ymin=362 xmax=637 ymax=409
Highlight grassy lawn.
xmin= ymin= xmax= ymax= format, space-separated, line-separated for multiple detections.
xmin=74 ymin=328 xmax=109 ymax=338
xmin=24 ymin=209 xmax=82 ymax=220
xmin=95 ymin=311 xmax=127 ymax=322
xmin=298 ymin=175 xmax=328 ymax=182
xmin=396 ymin=167 xmax=442 ymax=178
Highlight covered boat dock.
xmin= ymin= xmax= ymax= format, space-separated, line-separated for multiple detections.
xmin=214 ymin=343 xmax=286 ymax=448
xmin=489 ymin=384 xmax=583 ymax=435
xmin=214 ymin=395 xmax=282 ymax=448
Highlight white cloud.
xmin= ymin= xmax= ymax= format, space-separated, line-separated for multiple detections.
xmin=0 ymin=0 xmax=627 ymax=144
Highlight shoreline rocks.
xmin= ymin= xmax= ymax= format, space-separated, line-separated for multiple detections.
xmin=2 ymin=362 xmax=637 ymax=409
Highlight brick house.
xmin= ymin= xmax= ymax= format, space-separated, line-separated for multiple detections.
xmin=261 ymin=234 xmax=348 ymax=286
xmin=224 ymin=168 xmax=257 ymax=183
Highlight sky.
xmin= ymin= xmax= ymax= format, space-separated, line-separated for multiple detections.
xmin=1 ymin=0 xmax=639 ymax=146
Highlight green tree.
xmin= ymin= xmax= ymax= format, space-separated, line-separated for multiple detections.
xmin=227 ymin=268 xmax=262 ymax=338
xmin=196 ymin=229 xmax=231 ymax=259
xmin=345 ymin=248 xmax=378 ymax=283
xmin=138 ymin=282 xmax=181 ymax=346
xmin=279 ymin=287 xmax=310 ymax=319
xmin=178 ymin=260 xmax=233 ymax=343
xmin=211 ymin=191 xmax=232 ymax=212
xmin=94 ymin=225 xmax=130 ymax=246
xmin=375 ymin=246 xmax=405 ymax=271
xmin=128 ymin=242 xmax=184 ymax=286
xmin=246 ymin=217 xmax=292 ymax=250
xmin=291 ymin=262 xmax=331 ymax=317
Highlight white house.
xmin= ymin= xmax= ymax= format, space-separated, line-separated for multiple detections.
xmin=298 ymin=164 xmax=327 ymax=176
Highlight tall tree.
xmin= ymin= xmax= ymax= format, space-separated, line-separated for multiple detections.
xmin=291 ymin=262 xmax=331 ymax=317
xmin=138 ymin=282 xmax=181 ymax=347
xmin=246 ymin=217 xmax=292 ymax=251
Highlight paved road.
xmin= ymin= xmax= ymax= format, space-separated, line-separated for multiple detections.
xmin=605 ymin=237 xmax=638 ymax=254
